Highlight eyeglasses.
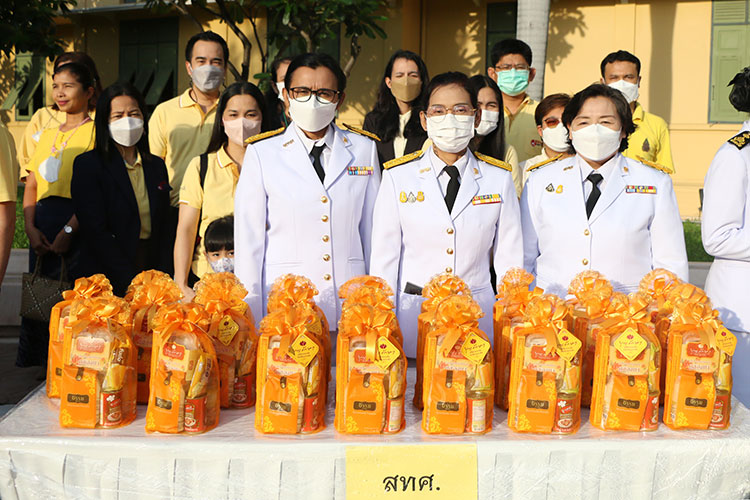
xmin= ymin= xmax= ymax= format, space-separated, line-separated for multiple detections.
xmin=543 ymin=117 xmax=561 ymax=128
xmin=288 ymin=87 xmax=341 ymax=104
xmin=495 ymin=64 xmax=530 ymax=72
xmin=425 ymin=104 xmax=475 ymax=121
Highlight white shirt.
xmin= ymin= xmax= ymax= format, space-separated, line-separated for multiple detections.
xmin=429 ymin=147 xmax=469 ymax=197
xmin=393 ymin=110 xmax=411 ymax=158
xmin=294 ymin=122 xmax=335 ymax=171
xmin=579 ymin=155 xmax=617 ymax=200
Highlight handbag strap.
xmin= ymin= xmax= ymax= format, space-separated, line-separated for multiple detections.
xmin=30 ymin=256 xmax=43 ymax=284
xmin=58 ymin=255 xmax=68 ymax=288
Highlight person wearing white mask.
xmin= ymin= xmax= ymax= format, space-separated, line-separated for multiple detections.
xmin=521 ymin=84 xmax=687 ymax=297
xmin=520 ymin=93 xmax=574 ymax=186
xmin=600 ymin=50 xmax=674 ymax=172
xmin=468 ymin=75 xmax=520 ymax=196
xmin=370 ymin=72 xmax=523 ymax=356
xmin=71 ymin=83 xmax=172 ymax=296
xmin=235 ymin=52 xmax=381 ymax=329
xmin=175 ymin=82 xmax=272 ymax=300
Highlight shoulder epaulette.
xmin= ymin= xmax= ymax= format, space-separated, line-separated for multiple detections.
xmin=474 ymin=152 xmax=511 ymax=172
xmin=728 ymin=131 xmax=750 ymax=150
xmin=384 ymin=149 xmax=423 ymax=170
xmin=526 ymin=153 xmax=563 ymax=173
xmin=636 ymin=155 xmax=674 ymax=175
xmin=245 ymin=126 xmax=285 ymax=145
xmin=343 ymin=123 xmax=380 ymax=142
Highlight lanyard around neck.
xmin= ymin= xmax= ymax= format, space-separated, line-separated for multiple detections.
xmin=50 ymin=116 xmax=92 ymax=157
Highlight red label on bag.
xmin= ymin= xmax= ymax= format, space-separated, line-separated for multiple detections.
xmin=686 ymin=342 xmax=715 ymax=358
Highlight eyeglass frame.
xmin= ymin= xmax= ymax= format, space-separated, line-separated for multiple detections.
xmin=424 ymin=104 xmax=476 ymax=122
xmin=494 ymin=63 xmax=531 ymax=72
xmin=288 ymin=86 xmax=342 ymax=104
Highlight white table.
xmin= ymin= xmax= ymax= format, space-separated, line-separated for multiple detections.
xmin=1 ymin=369 xmax=749 ymax=500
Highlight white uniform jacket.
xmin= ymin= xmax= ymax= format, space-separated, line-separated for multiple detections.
xmin=702 ymin=121 xmax=750 ymax=332
xmin=370 ymin=147 xmax=523 ymax=357
xmin=234 ymin=124 xmax=381 ymax=326
xmin=521 ymin=153 xmax=688 ymax=297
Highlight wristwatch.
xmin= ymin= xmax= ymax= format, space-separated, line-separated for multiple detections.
xmin=63 ymin=224 xmax=73 ymax=234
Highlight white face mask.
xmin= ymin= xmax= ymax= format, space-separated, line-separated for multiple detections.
xmin=223 ymin=117 xmax=262 ymax=146
xmin=288 ymin=97 xmax=337 ymax=133
xmin=541 ymin=122 xmax=569 ymax=153
xmin=571 ymin=124 xmax=622 ymax=162
xmin=109 ymin=117 xmax=144 ymax=147
xmin=209 ymin=257 xmax=234 ymax=274
xmin=38 ymin=156 xmax=62 ymax=183
xmin=426 ymin=113 xmax=476 ymax=153
xmin=276 ymin=82 xmax=285 ymax=101
xmin=608 ymin=79 xmax=639 ymax=104
xmin=474 ymin=109 xmax=499 ymax=137
xmin=190 ymin=64 xmax=224 ymax=92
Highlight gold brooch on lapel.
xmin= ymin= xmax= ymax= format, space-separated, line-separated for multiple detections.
xmin=407 ymin=192 xmax=416 ymax=203
xmin=546 ymin=183 xmax=554 ymax=192
xmin=556 ymin=185 xmax=563 ymax=194
xmin=417 ymin=191 xmax=425 ymax=202
xmin=399 ymin=191 xmax=407 ymax=203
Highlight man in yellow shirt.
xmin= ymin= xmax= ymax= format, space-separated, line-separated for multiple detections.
xmin=487 ymin=39 xmax=543 ymax=164
xmin=600 ymin=50 xmax=674 ymax=172
xmin=148 ymin=31 xmax=229 ymax=207
xmin=0 ymin=123 xmax=18 ymax=288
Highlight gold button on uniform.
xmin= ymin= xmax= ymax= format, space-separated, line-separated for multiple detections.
xmin=445 ymin=267 xmax=453 ymax=273
xmin=446 ymin=228 xmax=454 ymax=234
xmin=323 ymin=254 xmax=330 ymax=261
xmin=584 ymin=229 xmax=590 ymax=236
xmin=321 ymin=215 xmax=329 ymax=222
xmin=447 ymin=248 xmax=454 ymax=255
xmin=582 ymin=258 xmax=589 ymax=265
xmin=321 ymin=196 xmax=328 ymax=203
xmin=322 ymin=235 xmax=330 ymax=242
xmin=323 ymin=274 xmax=331 ymax=281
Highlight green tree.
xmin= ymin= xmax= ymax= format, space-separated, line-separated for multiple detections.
xmin=0 ymin=0 xmax=77 ymax=58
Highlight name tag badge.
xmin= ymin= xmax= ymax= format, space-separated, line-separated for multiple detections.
xmin=625 ymin=185 xmax=657 ymax=194
xmin=347 ymin=166 xmax=373 ymax=176
xmin=472 ymin=194 xmax=502 ymax=205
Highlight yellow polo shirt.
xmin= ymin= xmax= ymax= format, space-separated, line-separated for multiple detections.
xmin=148 ymin=88 xmax=217 ymax=206
xmin=124 ymin=152 xmax=151 ymax=239
xmin=19 ymin=106 xmax=66 ymax=176
xmin=623 ymin=103 xmax=674 ymax=172
xmin=26 ymin=120 xmax=95 ymax=201
xmin=0 ymin=123 xmax=19 ymax=203
xmin=179 ymin=146 xmax=239 ymax=277
xmin=504 ymin=96 xmax=542 ymax=164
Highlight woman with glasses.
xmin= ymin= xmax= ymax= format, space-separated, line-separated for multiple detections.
xmin=370 ymin=72 xmax=523 ymax=356
xmin=235 ymin=52 xmax=380 ymax=327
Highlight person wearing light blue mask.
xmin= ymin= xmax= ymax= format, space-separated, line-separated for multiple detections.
xmin=486 ymin=39 xmax=542 ymax=164
xmin=204 ymin=215 xmax=235 ymax=275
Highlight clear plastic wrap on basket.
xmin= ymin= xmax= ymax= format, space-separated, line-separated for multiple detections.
xmin=60 ymin=296 xmax=136 ymax=429
xmin=590 ymin=293 xmax=662 ymax=431
xmin=340 ymin=280 xmax=402 ymax=347
xmin=256 ymin=303 xmax=327 ymax=434
xmin=566 ymin=271 xmax=613 ymax=408
xmin=422 ymin=295 xmax=493 ymax=435
xmin=127 ymin=272 xmax=183 ymax=404
xmin=335 ymin=302 xmax=406 ymax=434
xmin=194 ymin=273 xmax=259 ymax=409
xmin=415 ymin=273 xmax=472 ymax=410
xmin=508 ymin=294 xmax=581 ymax=434
xmin=146 ymin=303 xmax=220 ymax=434
xmin=664 ymin=300 xmax=734 ymax=430
xmin=47 ymin=274 xmax=113 ymax=399
xmin=493 ymin=267 xmax=542 ymax=410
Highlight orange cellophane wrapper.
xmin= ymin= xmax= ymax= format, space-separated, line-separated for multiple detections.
xmin=566 ymin=271 xmax=614 ymax=408
xmin=60 ymin=296 xmax=136 ymax=429
xmin=422 ymin=295 xmax=493 ymax=435
xmin=415 ymin=273 xmax=472 ymax=409
xmin=128 ymin=276 xmax=183 ymax=404
xmin=335 ymin=303 xmax=406 ymax=434
xmin=123 ymin=270 xmax=174 ymax=302
xmin=256 ymin=303 xmax=326 ymax=434
xmin=146 ymin=303 xmax=220 ymax=434
xmin=194 ymin=273 xmax=258 ymax=409
xmin=664 ymin=300 xmax=731 ymax=430
xmin=590 ymin=293 xmax=662 ymax=431
xmin=507 ymin=295 xmax=581 ymax=434
xmin=493 ymin=267 xmax=542 ymax=410
xmin=338 ymin=275 xmax=394 ymax=300
xmin=341 ymin=286 xmax=402 ymax=345
xmin=47 ymin=274 xmax=114 ymax=398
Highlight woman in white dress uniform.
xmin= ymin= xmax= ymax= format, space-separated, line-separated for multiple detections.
xmin=370 ymin=72 xmax=523 ymax=357
xmin=702 ymin=67 xmax=750 ymax=407
xmin=521 ymin=84 xmax=688 ymax=297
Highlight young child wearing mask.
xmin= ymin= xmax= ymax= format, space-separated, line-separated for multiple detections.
xmin=204 ymin=216 xmax=235 ymax=274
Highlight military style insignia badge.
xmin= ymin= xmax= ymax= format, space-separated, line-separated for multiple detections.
xmin=417 ymin=191 xmax=425 ymax=202
xmin=546 ymin=183 xmax=554 ymax=192
xmin=563 ymin=165 xmax=573 ymax=171
xmin=399 ymin=191 xmax=408 ymax=203
xmin=625 ymin=185 xmax=657 ymax=194
xmin=347 ymin=166 xmax=373 ymax=176
xmin=556 ymin=185 xmax=563 ymax=194
xmin=407 ymin=192 xmax=416 ymax=203
xmin=472 ymin=194 xmax=502 ymax=205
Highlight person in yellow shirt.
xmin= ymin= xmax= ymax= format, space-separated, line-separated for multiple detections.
xmin=19 ymin=52 xmax=101 ymax=176
xmin=19 ymin=61 xmax=96 ymax=367
xmin=600 ymin=50 xmax=674 ymax=172
xmin=0 ymin=123 xmax=19 ymax=289
xmin=175 ymin=81 xmax=273 ymax=300
xmin=487 ymin=39 xmax=542 ymax=164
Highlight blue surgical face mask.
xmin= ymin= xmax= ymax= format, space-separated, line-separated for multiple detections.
xmin=496 ymin=69 xmax=530 ymax=97
xmin=209 ymin=257 xmax=234 ymax=274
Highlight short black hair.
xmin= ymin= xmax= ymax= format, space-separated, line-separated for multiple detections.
xmin=562 ymin=84 xmax=635 ymax=153
xmin=285 ymin=52 xmax=347 ymax=93
xmin=94 ymin=82 xmax=151 ymax=162
xmin=206 ymin=81 xmax=272 ymax=154
xmin=535 ymin=93 xmax=571 ymax=126
xmin=54 ymin=62 xmax=97 ymax=111
xmin=729 ymin=66 xmax=750 ymax=113
xmin=204 ymin=216 xmax=234 ymax=253
xmin=600 ymin=50 xmax=641 ymax=78
xmin=489 ymin=39 xmax=532 ymax=68
xmin=421 ymin=71 xmax=477 ymax=111
xmin=185 ymin=31 xmax=229 ymax=64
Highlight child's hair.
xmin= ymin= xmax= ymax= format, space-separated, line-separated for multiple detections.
xmin=204 ymin=216 xmax=234 ymax=253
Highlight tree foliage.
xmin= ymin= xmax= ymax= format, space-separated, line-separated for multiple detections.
xmin=0 ymin=0 xmax=77 ymax=58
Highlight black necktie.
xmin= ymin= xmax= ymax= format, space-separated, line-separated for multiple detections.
xmin=443 ymin=165 xmax=460 ymax=213
xmin=311 ymin=145 xmax=325 ymax=183
xmin=585 ymin=172 xmax=603 ymax=218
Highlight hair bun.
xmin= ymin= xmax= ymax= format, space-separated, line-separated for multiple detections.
xmin=728 ymin=66 xmax=750 ymax=113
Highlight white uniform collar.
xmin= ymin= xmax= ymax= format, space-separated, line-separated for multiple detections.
xmin=577 ymin=152 xmax=619 ymax=184
xmin=428 ymin=146 xmax=469 ymax=179
xmin=294 ymin=122 xmax=336 ymax=154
